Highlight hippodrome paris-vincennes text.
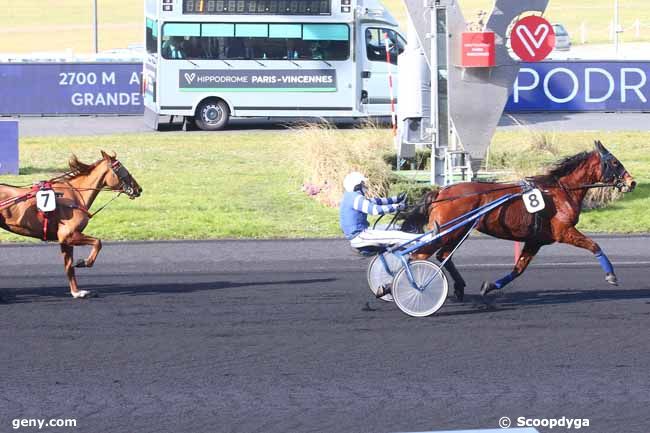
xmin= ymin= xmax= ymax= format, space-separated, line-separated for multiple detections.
xmin=194 ymin=75 xmax=334 ymax=84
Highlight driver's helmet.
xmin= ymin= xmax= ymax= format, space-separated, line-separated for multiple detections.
xmin=343 ymin=171 xmax=368 ymax=193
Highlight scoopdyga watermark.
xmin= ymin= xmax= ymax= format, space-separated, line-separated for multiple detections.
xmin=499 ymin=416 xmax=590 ymax=429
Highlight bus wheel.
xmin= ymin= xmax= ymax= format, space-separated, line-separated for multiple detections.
xmin=195 ymin=99 xmax=229 ymax=131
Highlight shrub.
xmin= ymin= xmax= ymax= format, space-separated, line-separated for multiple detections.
xmin=583 ymin=187 xmax=623 ymax=210
xmin=294 ymin=121 xmax=394 ymax=207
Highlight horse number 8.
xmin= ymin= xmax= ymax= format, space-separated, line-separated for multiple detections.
xmin=522 ymin=188 xmax=545 ymax=213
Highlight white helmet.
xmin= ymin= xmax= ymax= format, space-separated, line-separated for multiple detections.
xmin=343 ymin=171 xmax=368 ymax=193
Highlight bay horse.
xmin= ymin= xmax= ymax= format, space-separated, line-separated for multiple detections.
xmin=403 ymin=140 xmax=636 ymax=301
xmin=0 ymin=151 xmax=142 ymax=299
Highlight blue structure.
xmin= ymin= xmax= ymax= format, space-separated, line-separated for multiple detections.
xmin=0 ymin=120 xmax=19 ymax=175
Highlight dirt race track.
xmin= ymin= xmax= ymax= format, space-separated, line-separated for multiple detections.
xmin=1 ymin=236 xmax=648 ymax=433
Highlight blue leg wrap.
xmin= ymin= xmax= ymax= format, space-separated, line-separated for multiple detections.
xmin=494 ymin=271 xmax=518 ymax=289
xmin=595 ymin=250 xmax=614 ymax=274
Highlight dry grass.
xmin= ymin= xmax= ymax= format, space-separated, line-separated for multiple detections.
xmin=293 ymin=121 xmax=394 ymax=207
xmin=583 ymin=187 xmax=623 ymax=210
xmin=487 ymin=126 xmax=561 ymax=179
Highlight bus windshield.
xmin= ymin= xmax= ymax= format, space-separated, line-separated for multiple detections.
xmin=146 ymin=18 xmax=158 ymax=54
xmin=161 ymin=22 xmax=350 ymax=61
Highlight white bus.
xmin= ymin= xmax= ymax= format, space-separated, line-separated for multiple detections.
xmin=143 ymin=0 xmax=404 ymax=130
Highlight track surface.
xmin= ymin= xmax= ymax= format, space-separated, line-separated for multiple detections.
xmin=1 ymin=236 xmax=649 ymax=433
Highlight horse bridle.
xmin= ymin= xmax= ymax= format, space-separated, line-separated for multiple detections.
xmin=110 ymin=160 xmax=137 ymax=197
xmin=598 ymin=149 xmax=628 ymax=191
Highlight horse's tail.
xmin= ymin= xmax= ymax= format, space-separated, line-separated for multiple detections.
xmin=414 ymin=189 xmax=439 ymax=218
xmin=401 ymin=188 xmax=439 ymax=233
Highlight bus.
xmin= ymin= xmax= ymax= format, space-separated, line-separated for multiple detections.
xmin=143 ymin=0 xmax=404 ymax=130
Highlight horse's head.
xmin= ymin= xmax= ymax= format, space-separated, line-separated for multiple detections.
xmin=100 ymin=150 xmax=142 ymax=199
xmin=594 ymin=140 xmax=636 ymax=192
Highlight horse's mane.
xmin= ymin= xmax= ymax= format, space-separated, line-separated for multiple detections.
xmin=547 ymin=151 xmax=593 ymax=177
xmin=65 ymin=155 xmax=99 ymax=178
xmin=533 ymin=151 xmax=594 ymax=184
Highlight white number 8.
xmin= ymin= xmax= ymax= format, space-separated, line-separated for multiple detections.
xmin=522 ymin=188 xmax=545 ymax=213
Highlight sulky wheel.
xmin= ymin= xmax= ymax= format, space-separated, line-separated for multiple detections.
xmin=366 ymin=253 xmax=402 ymax=302
xmin=392 ymin=260 xmax=448 ymax=317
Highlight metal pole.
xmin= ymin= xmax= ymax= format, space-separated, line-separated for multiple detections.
xmin=430 ymin=5 xmax=439 ymax=186
xmin=93 ymin=0 xmax=99 ymax=53
xmin=614 ymin=0 xmax=619 ymax=56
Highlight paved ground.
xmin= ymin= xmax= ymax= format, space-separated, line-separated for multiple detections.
xmin=6 ymin=112 xmax=650 ymax=137
xmin=498 ymin=112 xmax=650 ymax=132
xmin=0 ymin=236 xmax=648 ymax=433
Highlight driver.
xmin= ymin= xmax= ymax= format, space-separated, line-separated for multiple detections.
xmin=340 ymin=171 xmax=421 ymax=249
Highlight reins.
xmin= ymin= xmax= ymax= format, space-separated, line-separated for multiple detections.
xmin=86 ymin=192 xmax=122 ymax=218
xmin=566 ymin=182 xmax=620 ymax=191
xmin=0 ymin=168 xmax=123 ymax=217
xmin=427 ymin=179 xmax=621 ymax=206
xmin=385 ymin=175 xmax=623 ymax=230
xmin=428 ymin=184 xmax=522 ymax=206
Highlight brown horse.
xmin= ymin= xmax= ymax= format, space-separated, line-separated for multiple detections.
xmin=0 ymin=151 xmax=142 ymax=299
xmin=404 ymin=140 xmax=636 ymax=301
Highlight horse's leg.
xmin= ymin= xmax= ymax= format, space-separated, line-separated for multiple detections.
xmin=481 ymin=241 xmax=542 ymax=296
xmin=65 ymin=232 xmax=102 ymax=268
xmin=558 ymin=226 xmax=618 ymax=285
xmin=60 ymin=244 xmax=92 ymax=298
xmin=436 ymin=249 xmax=466 ymax=302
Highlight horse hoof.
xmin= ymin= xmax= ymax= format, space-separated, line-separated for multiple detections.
xmin=605 ymin=273 xmax=619 ymax=286
xmin=71 ymin=290 xmax=94 ymax=299
xmin=480 ymin=281 xmax=497 ymax=296
xmin=74 ymin=259 xmax=87 ymax=268
xmin=375 ymin=284 xmax=391 ymax=299
xmin=454 ymin=285 xmax=465 ymax=302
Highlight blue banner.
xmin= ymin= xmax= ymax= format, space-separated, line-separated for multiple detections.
xmin=0 ymin=120 xmax=19 ymax=175
xmin=0 ymin=63 xmax=143 ymax=115
xmin=506 ymin=61 xmax=650 ymax=112
xmin=1 ymin=61 xmax=649 ymax=115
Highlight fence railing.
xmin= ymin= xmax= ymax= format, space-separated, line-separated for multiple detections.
xmin=577 ymin=20 xmax=650 ymax=44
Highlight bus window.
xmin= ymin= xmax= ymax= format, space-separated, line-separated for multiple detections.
xmin=161 ymin=23 xmax=199 ymax=59
xmin=146 ymin=18 xmax=158 ymax=54
xmin=161 ymin=22 xmax=349 ymax=61
xmin=302 ymin=24 xmax=349 ymax=60
xmin=365 ymin=28 xmax=404 ymax=65
xmin=162 ymin=36 xmax=187 ymax=59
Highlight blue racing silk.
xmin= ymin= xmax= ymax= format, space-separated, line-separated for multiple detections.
xmin=339 ymin=191 xmax=402 ymax=239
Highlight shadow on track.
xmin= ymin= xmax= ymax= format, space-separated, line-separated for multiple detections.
xmin=484 ymin=287 xmax=650 ymax=308
xmin=368 ymin=287 xmax=650 ymax=318
xmin=0 ymin=277 xmax=337 ymax=304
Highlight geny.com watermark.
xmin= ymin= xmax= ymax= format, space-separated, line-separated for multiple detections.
xmin=11 ymin=418 xmax=77 ymax=430
xmin=499 ymin=416 xmax=590 ymax=429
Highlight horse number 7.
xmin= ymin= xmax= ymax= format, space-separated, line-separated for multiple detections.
xmin=522 ymin=188 xmax=545 ymax=213
xmin=36 ymin=190 xmax=57 ymax=212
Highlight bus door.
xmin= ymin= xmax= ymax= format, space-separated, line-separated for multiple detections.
xmin=144 ymin=17 xmax=160 ymax=130
xmin=361 ymin=27 xmax=405 ymax=116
